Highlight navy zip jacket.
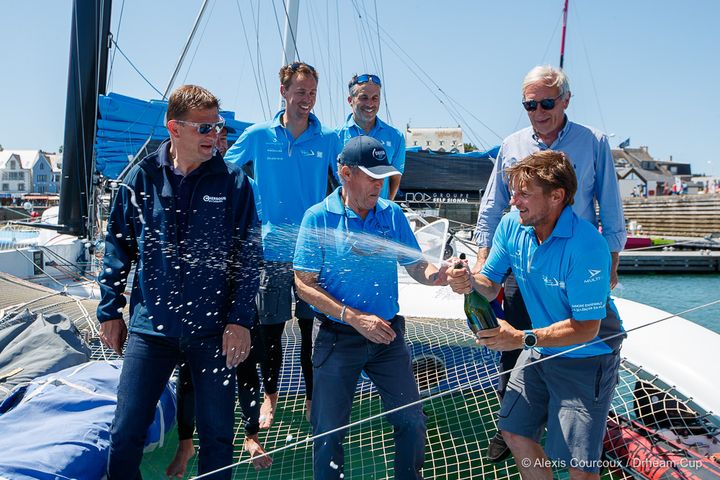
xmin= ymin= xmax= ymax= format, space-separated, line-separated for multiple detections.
xmin=97 ymin=141 xmax=261 ymax=337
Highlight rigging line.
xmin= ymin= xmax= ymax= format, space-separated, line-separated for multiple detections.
xmin=181 ymin=0 xmax=217 ymax=85
xmin=571 ymin=3 xmax=608 ymax=134
xmin=305 ymin=2 xmax=334 ymax=122
xmin=270 ymin=0 xmax=289 ymax=58
xmin=106 ymin=0 xmax=126 ymax=88
xmin=109 ymin=40 xmax=163 ymax=98
xmin=279 ymin=0 xmax=301 ymax=62
xmin=163 ymin=0 xmax=211 ymax=100
xmin=116 ymin=0 xmax=212 ymax=180
xmin=356 ymin=16 xmax=474 ymax=135
xmin=352 ymin=0 xmax=369 ymax=73
xmin=512 ymin=10 xmax=563 ymax=132
xmin=192 ymin=297 xmax=720 ymax=480
xmin=351 ymin=0 xmax=381 ymax=72
xmin=372 ymin=0 xmax=392 ymax=125
xmin=373 ymin=35 xmax=468 ymax=132
xmin=444 ymin=94 xmax=505 ymax=143
xmin=540 ymin=10 xmax=564 ymax=67
xmin=335 ymin=0 xmax=345 ymax=119
xmin=251 ymin=0 xmax=273 ymax=117
xmin=234 ymin=0 xmax=269 ymax=119
xmin=13 ymin=248 xmax=67 ymax=289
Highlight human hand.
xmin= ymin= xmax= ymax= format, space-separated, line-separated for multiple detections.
xmin=446 ymin=257 xmax=472 ymax=294
xmin=223 ymin=324 xmax=251 ymax=368
xmin=99 ymin=319 xmax=128 ymax=355
xmin=473 ymin=319 xmax=522 ymax=351
xmin=346 ymin=309 xmax=396 ymax=344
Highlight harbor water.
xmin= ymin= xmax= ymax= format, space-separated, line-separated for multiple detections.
xmin=613 ymin=273 xmax=720 ymax=333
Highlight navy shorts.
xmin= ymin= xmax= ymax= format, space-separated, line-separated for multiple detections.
xmin=256 ymin=261 xmax=314 ymax=325
xmin=498 ymin=349 xmax=620 ymax=473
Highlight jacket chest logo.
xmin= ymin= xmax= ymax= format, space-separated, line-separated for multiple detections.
xmin=203 ymin=195 xmax=226 ymax=203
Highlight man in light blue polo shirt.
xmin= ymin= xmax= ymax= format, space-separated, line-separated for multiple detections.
xmin=294 ymin=136 xmax=448 ymax=480
xmin=473 ymin=65 xmax=626 ymax=461
xmin=225 ymin=62 xmax=340 ymax=429
xmin=337 ymin=73 xmax=406 ymax=200
xmin=449 ymin=150 xmax=624 ymax=480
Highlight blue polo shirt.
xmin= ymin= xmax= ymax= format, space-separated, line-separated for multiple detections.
xmin=294 ymin=187 xmax=423 ymax=322
xmin=481 ymin=207 xmax=625 ymax=358
xmin=225 ymin=110 xmax=340 ymax=262
xmin=337 ymin=114 xmax=406 ymax=199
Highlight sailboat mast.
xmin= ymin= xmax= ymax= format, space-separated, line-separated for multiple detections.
xmin=279 ymin=0 xmax=300 ymax=110
xmin=559 ymin=0 xmax=569 ymax=69
xmin=58 ymin=0 xmax=112 ymax=238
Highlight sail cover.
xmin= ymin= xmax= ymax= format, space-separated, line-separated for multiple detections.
xmin=399 ymin=147 xmax=499 ymax=203
xmin=0 ymin=360 xmax=175 ymax=480
xmin=95 ymin=92 xmax=252 ymax=178
xmin=0 ymin=310 xmax=91 ymax=402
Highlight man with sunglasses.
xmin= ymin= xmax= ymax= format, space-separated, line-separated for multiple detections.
xmin=473 ymin=65 xmax=626 ymax=462
xmin=225 ymin=62 xmax=340 ymax=430
xmin=337 ymin=73 xmax=406 ymax=201
xmin=294 ymin=136 xmax=449 ymax=480
xmin=98 ymin=84 xmax=261 ymax=479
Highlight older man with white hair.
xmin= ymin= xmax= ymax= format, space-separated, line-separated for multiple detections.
xmin=473 ymin=65 xmax=626 ymax=462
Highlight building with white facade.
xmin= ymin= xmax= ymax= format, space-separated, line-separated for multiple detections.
xmin=0 ymin=150 xmax=61 ymax=199
xmin=405 ymin=127 xmax=464 ymax=153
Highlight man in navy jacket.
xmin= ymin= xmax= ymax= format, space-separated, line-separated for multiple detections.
xmin=97 ymin=84 xmax=261 ymax=480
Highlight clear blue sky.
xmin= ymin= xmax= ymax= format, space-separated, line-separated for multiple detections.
xmin=1 ymin=0 xmax=718 ymax=175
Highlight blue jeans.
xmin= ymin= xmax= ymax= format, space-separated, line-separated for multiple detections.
xmin=107 ymin=332 xmax=236 ymax=480
xmin=311 ymin=316 xmax=426 ymax=480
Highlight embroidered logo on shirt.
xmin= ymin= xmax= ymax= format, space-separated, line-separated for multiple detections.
xmin=584 ymin=269 xmax=603 ymax=283
xmin=203 ymin=195 xmax=226 ymax=203
xmin=542 ymin=275 xmax=565 ymax=288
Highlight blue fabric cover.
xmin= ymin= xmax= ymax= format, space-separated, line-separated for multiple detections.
xmin=0 ymin=360 xmax=175 ymax=480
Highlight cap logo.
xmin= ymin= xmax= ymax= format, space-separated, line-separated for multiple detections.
xmin=372 ymin=148 xmax=387 ymax=162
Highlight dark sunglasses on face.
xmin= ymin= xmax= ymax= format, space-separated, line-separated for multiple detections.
xmin=349 ymin=74 xmax=382 ymax=91
xmin=174 ymin=118 xmax=226 ymax=135
xmin=522 ymin=94 xmax=564 ymax=112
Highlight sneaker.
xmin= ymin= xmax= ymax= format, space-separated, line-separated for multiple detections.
xmin=486 ymin=431 xmax=511 ymax=463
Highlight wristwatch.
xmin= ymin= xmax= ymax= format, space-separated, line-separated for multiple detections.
xmin=522 ymin=330 xmax=538 ymax=350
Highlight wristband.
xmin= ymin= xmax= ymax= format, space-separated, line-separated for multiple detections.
xmin=340 ymin=305 xmax=347 ymax=323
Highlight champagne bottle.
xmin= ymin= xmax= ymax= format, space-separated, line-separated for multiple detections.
xmin=456 ymin=253 xmax=499 ymax=333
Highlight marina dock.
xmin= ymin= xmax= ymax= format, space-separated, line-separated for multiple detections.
xmin=619 ymin=250 xmax=720 ymax=273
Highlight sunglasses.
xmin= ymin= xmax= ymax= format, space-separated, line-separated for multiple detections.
xmin=349 ymin=74 xmax=381 ymax=91
xmin=288 ymin=61 xmax=317 ymax=73
xmin=174 ymin=118 xmax=226 ymax=135
xmin=522 ymin=94 xmax=564 ymax=112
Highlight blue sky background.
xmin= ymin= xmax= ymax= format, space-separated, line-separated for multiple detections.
xmin=1 ymin=0 xmax=718 ymax=175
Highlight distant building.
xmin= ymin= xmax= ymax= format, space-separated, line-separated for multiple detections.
xmin=405 ymin=126 xmax=464 ymax=153
xmin=612 ymin=146 xmax=692 ymax=197
xmin=0 ymin=150 xmax=62 ymax=198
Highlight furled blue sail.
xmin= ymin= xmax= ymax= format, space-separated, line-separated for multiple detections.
xmin=95 ymin=92 xmax=252 ymax=178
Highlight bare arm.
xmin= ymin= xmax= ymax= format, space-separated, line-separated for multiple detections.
xmin=472 ymin=247 xmax=491 ymax=274
xmin=610 ymin=252 xmax=619 ymax=289
xmin=388 ymin=175 xmax=402 ymax=201
xmin=475 ymin=317 xmax=601 ymax=352
xmin=404 ymin=260 xmax=448 ymax=286
xmin=294 ymin=270 xmax=396 ymax=344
